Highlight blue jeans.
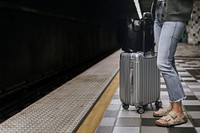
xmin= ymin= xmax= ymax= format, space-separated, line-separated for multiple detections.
xmin=154 ymin=1 xmax=186 ymax=102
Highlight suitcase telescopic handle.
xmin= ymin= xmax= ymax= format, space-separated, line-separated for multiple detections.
xmin=142 ymin=13 xmax=146 ymax=56
xmin=142 ymin=12 xmax=153 ymax=57
xmin=142 ymin=22 xmax=146 ymax=56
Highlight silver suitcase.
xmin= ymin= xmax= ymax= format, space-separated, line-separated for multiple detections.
xmin=119 ymin=52 xmax=162 ymax=114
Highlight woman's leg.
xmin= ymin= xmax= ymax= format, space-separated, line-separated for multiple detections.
xmin=157 ymin=21 xmax=186 ymax=103
xmin=153 ymin=1 xmax=164 ymax=52
xmin=154 ymin=21 xmax=162 ymax=52
xmin=156 ymin=21 xmax=187 ymax=126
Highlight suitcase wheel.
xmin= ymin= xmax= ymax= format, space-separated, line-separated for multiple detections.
xmin=155 ymin=100 xmax=162 ymax=110
xmin=122 ymin=103 xmax=129 ymax=110
xmin=137 ymin=106 xmax=145 ymax=114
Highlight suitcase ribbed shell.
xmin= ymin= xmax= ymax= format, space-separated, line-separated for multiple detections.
xmin=119 ymin=52 xmax=160 ymax=108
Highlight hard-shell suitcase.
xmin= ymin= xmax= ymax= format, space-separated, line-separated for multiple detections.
xmin=119 ymin=52 xmax=162 ymax=114
xmin=119 ymin=12 xmax=162 ymax=114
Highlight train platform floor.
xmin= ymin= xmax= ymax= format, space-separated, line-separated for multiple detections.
xmin=175 ymin=43 xmax=200 ymax=59
xmin=95 ymin=59 xmax=200 ymax=133
xmin=0 ymin=43 xmax=199 ymax=133
xmin=0 ymin=50 xmax=120 ymax=133
xmin=85 ymin=43 xmax=200 ymax=133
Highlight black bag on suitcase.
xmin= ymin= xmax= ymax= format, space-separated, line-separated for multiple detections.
xmin=120 ymin=12 xmax=155 ymax=53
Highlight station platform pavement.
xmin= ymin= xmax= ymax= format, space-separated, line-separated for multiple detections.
xmin=79 ymin=43 xmax=200 ymax=133
xmin=0 ymin=43 xmax=199 ymax=133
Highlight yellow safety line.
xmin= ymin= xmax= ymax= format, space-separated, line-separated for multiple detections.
xmin=77 ymin=72 xmax=119 ymax=133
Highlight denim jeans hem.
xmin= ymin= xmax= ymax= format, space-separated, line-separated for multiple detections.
xmin=169 ymin=96 xmax=186 ymax=103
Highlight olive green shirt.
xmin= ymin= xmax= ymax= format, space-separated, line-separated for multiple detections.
xmin=151 ymin=0 xmax=194 ymax=21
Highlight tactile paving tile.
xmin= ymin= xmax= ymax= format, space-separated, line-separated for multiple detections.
xmin=0 ymin=50 xmax=121 ymax=133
